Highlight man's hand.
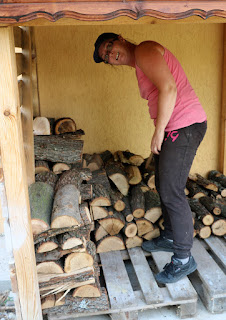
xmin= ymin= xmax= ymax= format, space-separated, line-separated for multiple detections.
xmin=151 ymin=129 xmax=165 ymax=154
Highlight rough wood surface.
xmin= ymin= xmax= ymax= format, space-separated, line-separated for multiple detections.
xmin=92 ymin=206 xmax=109 ymax=220
xmin=98 ymin=211 xmax=125 ymax=235
xmin=208 ymin=170 xmax=226 ymax=188
xmin=36 ymin=236 xmax=59 ymax=253
xmin=144 ymin=190 xmax=162 ymax=223
xmin=135 ymin=218 xmax=154 ymax=237
xmin=121 ymin=196 xmax=133 ymax=222
xmin=35 ymin=247 xmax=86 ymax=263
xmin=121 ymin=151 xmax=144 ymax=166
xmin=110 ymin=189 xmax=125 ymax=211
xmin=194 ymin=220 xmax=211 ymax=239
xmin=64 ymin=251 xmax=94 ymax=273
xmin=125 ymin=165 xmax=142 ymax=185
xmin=199 ymin=196 xmax=222 ymax=216
xmin=80 ymin=202 xmax=92 ymax=226
xmin=189 ymin=173 xmax=218 ymax=191
xmin=72 ymin=284 xmax=101 ymax=298
xmin=105 ymin=161 xmax=129 ymax=196
xmin=211 ymin=217 xmax=226 ymax=236
xmin=122 ymin=222 xmax=138 ymax=238
xmin=52 ymin=163 xmax=71 ymax=175
xmin=35 ymin=171 xmax=59 ymax=189
xmin=130 ymin=186 xmax=145 ymax=218
xmin=189 ymin=199 xmax=214 ymax=225
xmin=94 ymin=222 xmax=109 ymax=242
xmin=124 ymin=235 xmax=143 ymax=249
xmin=35 ymin=160 xmax=50 ymax=174
xmin=143 ymin=226 xmax=160 ymax=240
xmin=34 ymin=134 xmax=83 ymax=164
xmin=37 ymin=260 xmax=64 ymax=274
xmin=80 ymin=184 xmax=93 ymax=201
xmin=54 ymin=117 xmax=76 ymax=135
xmin=83 ymin=153 xmax=103 ymax=172
xmin=41 ymin=295 xmax=55 ymax=310
xmin=143 ymin=171 xmax=155 ymax=189
xmin=55 ymin=168 xmax=92 ymax=193
xmin=90 ymin=184 xmax=111 ymax=207
xmin=186 ymin=179 xmax=208 ymax=198
xmin=57 ymin=232 xmax=85 ymax=250
xmin=96 ymin=235 xmax=125 ymax=253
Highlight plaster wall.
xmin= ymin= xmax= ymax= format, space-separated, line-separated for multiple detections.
xmin=35 ymin=23 xmax=224 ymax=176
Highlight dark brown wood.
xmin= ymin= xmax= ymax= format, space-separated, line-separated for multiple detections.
xmin=110 ymin=189 xmax=125 ymax=211
xmin=35 ymin=160 xmax=50 ymax=174
xmin=208 ymin=170 xmax=226 ymax=188
xmin=83 ymin=153 xmax=103 ymax=171
xmin=54 ymin=117 xmax=76 ymax=135
xmin=194 ymin=220 xmax=211 ymax=239
xmin=144 ymin=189 xmax=162 ymax=223
xmin=186 ymin=178 xmax=208 ymax=198
xmin=189 ymin=173 xmax=218 ymax=191
xmin=55 ymin=168 xmax=92 ymax=193
xmin=199 ymin=196 xmax=222 ymax=216
xmin=90 ymin=184 xmax=111 ymax=207
xmin=188 ymin=199 xmax=214 ymax=226
xmin=99 ymin=150 xmax=113 ymax=164
xmin=143 ymin=171 xmax=156 ymax=189
xmin=121 ymin=196 xmax=134 ymax=222
xmin=35 ymin=171 xmax=59 ymax=189
xmin=130 ymin=185 xmax=145 ymax=218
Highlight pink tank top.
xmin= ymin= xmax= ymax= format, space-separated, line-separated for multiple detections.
xmin=135 ymin=48 xmax=207 ymax=131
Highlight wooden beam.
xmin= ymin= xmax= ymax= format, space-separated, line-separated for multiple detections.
xmin=220 ymin=24 xmax=226 ymax=175
xmin=13 ymin=26 xmax=23 ymax=48
xmin=0 ymin=27 xmax=42 ymax=320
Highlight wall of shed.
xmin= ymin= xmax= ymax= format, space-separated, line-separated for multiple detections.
xmin=35 ymin=23 xmax=224 ymax=176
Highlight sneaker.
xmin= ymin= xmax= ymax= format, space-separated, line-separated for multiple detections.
xmin=142 ymin=235 xmax=174 ymax=253
xmin=155 ymin=255 xmax=197 ymax=284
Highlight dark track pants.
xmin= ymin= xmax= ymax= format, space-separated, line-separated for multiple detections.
xmin=154 ymin=121 xmax=207 ymax=258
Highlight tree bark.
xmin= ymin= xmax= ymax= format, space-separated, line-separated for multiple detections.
xmin=144 ymin=190 xmax=162 ymax=223
xmin=130 ymin=185 xmax=145 ymax=218
xmin=125 ymin=165 xmax=142 ymax=185
xmin=105 ymin=161 xmax=129 ymax=196
xmin=194 ymin=220 xmax=211 ymax=239
xmin=35 ymin=171 xmax=59 ymax=189
xmin=121 ymin=196 xmax=133 ymax=222
xmin=186 ymin=178 xmax=208 ymax=198
xmin=189 ymin=173 xmax=218 ymax=191
xmin=55 ymin=168 xmax=92 ymax=193
xmin=35 ymin=160 xmax=50 ymax=174
xmin=188 ymin=199 xmax=214 ymax=226
xmin=208 ymin=170 xmax=226 ymax=188
xmin=54 ymin=117 xmax=76 ymax=135
xmin=90 ymin=184 xmax=111 ymax=207
xmin=199 ymin=196 xmax=222 ymax=216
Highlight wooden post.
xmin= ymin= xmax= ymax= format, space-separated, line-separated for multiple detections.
xmin=0 ymin=27 xmax=43 ymax=320
xmin=220 ymin=24 xmax=226 ymax=174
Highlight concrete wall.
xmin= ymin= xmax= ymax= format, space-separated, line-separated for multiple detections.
xmin=35 ymin=23 xmax=224 ymax=176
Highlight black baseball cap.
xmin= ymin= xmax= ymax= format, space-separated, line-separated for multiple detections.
xmin=93 ymin=32 xmax=119 ymax=63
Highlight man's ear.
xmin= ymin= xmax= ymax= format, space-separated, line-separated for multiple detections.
xmin=118 ymin=35 xmax=125 ymax=42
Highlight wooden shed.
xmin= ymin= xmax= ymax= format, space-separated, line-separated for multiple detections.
xmin=0 ymin=1 xmax=226 ymax=320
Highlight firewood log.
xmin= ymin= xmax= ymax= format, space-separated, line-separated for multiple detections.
xmin=122 ymin=222 xmax=138 ymax=238
xmin=72 ymin=284 xmax=101 ymax=298
xmin=209 ymin=180 xmax=226 ymax=197
xmin=83 ymin=153 xmax=103 ymax=171
xmin=57 ymin=232 xmax=86 ymax=250
xmin=124 ymin=235 xmax=143 ymax=249
xmin=208 ymin=170 xmax=226 ymax=188
xmin=139 ymin=154 xmax=155 ymax=175
xmin=188 ymin=199 xmax=214 ymax=225
xmin=37 ymin=260 xmax=64 ymax=274
xmin=105 ymin=161 xmax=129 ymax=196
xmin=186 ymin=178 xmax=208 ymax=198
xmin=110 ymin=189 xmax=125 ymax=211
xmin=35 ymin=160 xmax=50 ymax=174
xmin=64 ymin=251 xmax=94 ymax=273
xmin=90 ymin=184 xmax=111 ymax=207
xmin=143 ymin=171 xmax=155 ymax=189
xmin=99 ymin=150 xmax=113 ymax=164
xmin=125 ymin=165 xmax=142 ymax=185
xmin=98 ymin=211 xmax=125 ymax=235
xmin=144 ymin=190 xmax=162 ymax=223
xmin=33 ymin=116 xmax=51 ymax=135
xmin=29 ymin=182 xmax=54 ymax=235
xmin=189 ymin=173 xmax=218 ymax=191
xmin=91 ymin=206 xmax=109 ymax=220
xmin=96 ymin=234 xmax=125 ymax=253
xmin=55 ymin=168 xmax=92 ymax=193
xmin=90 ymin=169 xmax=111 ymax=189
xmin=54 ymin=117 xmax=76 ymax=135
xmin=36 ymin=236 xmax=59 ymax=253
xmin=194 ymin=220 xmax=211 ymax=239
xmin=35 ymin=171 xmax=59 ymax=189
xmin=52 ymin=163 xmax=71 ymax=175
xmin=80 ymin=184 xmax=93 ymax=201
xmin=94 ymin=222 xmax=109 ymax=242
xmin=51 ymin=184 xmax=82 ymax=228
xmin=34 ymin=134 xmax=83 ymax=164
xmin=135 ymin=218 xmax=154 ymax=237
xmin=35 ymin=247 xmax=86 ymax=263
xmin=130 ymin=185 xmax=145 ymax=218
xmin=139 ymin=181 xmax=150 ymax=193
xmin=121 ymin=151 xmax=144 ymax=166
xmin=80 ymin=202 xmax=92 ymax=226
xmin=214 ymin=198 xmax=226 ymax=218
xmin=121 ymin=196 xmax=133 ymax=222
xmin=199 ymin=196 xmax=222 ymax=215
xmin=143 ymin=226 xmax=160 ymax=240
xmin=41 ymin=295 xmax=55 ymax=310
xmin=211 ymin=217 xmax=226 ymax=236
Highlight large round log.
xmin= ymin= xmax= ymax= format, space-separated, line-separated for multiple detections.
xmin=194 ymin=220 xmax=211 ymax=239
xmin=122 ymin=222 xmax=138 ymax=238
xmin=64 ymin=252 xmax=94 ymax=273
xmin=211 ymin=217 xmax=226 ymax=236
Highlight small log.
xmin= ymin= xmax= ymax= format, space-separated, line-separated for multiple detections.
xmin=130 ymin=185 xmax=145 ymax=218
xmin=36 ymin=261 xmax=64 ymax=274
xmin=208 ymin=170 xmax=226 ymax=188
xmin=186 ymin=178 xmax=208 ymax=198
xmin=199 ymin=196 xmax=222 ymax=216
xmin=35 ymin=160 xmax=50 ymax=174
xmin=123 ymin=221 xmax=138 ymax=238
xmin=110 ymin=189 xmax=125 ymax=212
xmin=215 ymin=198 xmax=226 ymax=218
xmin=125 ymin=165 xmax=142 ymax=185
xmin=41 ymin=295 xmax=55 ymax=310
xmin=36 ymin=236 xmax=59 ymax=253
xmin=143 ymin=171 xmax=155 ymax=189
xmin=139 ymin=153 xmax=155 ymax=175
xmin=94 ymin=222 xmax=108 ymax=242
xmin=143 ymin=226 xmax=160 ymax=240
xmin=122 ymin=151 xmax=144 ymax=166
xmin=105 ymin=161 xmax=129 ymax=196
xmin=52 ymin=163 xmax=71 ymax=175
xmin=90 ymin=184 xmax=111 ymax=207
xmin=96 ymin=234 xmax=125 ymax=253
xmin=188 ymin=199 xmax=214 ymax=226
xmin=58 ymin=232 xmax=86 ymax=250
xmin=122 ymin=196 xmax=133 ymax=222
xmin=135 ymin=218 xmax=154 ymax=237
xmin=99 ymin=150 xmax=113 ymax=164
xmin=211 ymin=217 xmax=226 ymax=236
xmin=33 ymin=116 xmax=51 ymax=135
xmin=139 ymin=181 xmax=150 ymax=193
xmin=209 ymin=180 xmax=226 ymax=197
xmin=51 ymin=184 xmax=82 ymax=228
xmin=90 ymin=169 xmax=111 ymax=190
xmin=54 ymin=117 xmax=76 ymax=135
xmin=35 ymin=171 xmax=59 ymax=189
xmin=64 ymin=252 xmax=94 ymax=273
xmin=124 ymin=235 xmax=143 ymax=249
xmin=29 ymin=182 xmax=54 ymax=235
xmin=194 ymin=220 xmax=211 ymax=239
xmin=144 ymin=190 xmax=162 ymax=223
xmin=80 ymin=184 xmax=93 ymax=201
xmin=83 ymin=153 xmax=103 ymax=172
xmin=55 ymin=168 xmax=92 ymax=193
xmin=36 ymin=247 xmax=86 ymax=263
xmin=189 ymin=173 xmax=218 ymax=191
xmin=80 ymin=202 xmax=92 ymax=226
xmin=98 ymin=211 xmax=125 ymax=235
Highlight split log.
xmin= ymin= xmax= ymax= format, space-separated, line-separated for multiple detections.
xmin=83 ymin=153 xmax=103 ymax=171
xmin=29 ymin=182 xmax=54 ymax=235
xmin=194 ymin=220 xmax=211 ymax=239
xmin=80 ymin=202 xmax=92 ymax=226
xmin=72 ymin=283 xmax=101 ymax=298
xmin=143 ymin=171 xmax=155 ymax=189
xmin=124 ymin=235 xmax=143 ymax=249
xmin=34 ymin=134 xmax=83 ymax=164
xmin=135 ymin=218 xmax=154 ymax=237
xmin=52 ymin=163 xmax=71 ymax=175
xmin=64 ymin=251 xmax=94 ymax=273
xmin=90 ymin=169 xmax=111 ymax=190
xmin=139 ymin=154 xmax=155 ymax=174
xmin=57 ymin=232 xmax=86 ymax=250
xmin=209 ymin=180 xmax=226 ymax=197
xmin=96 ymin=234 xmax=125 ymax=253
xmin=208 ymin=170 xmax=226 ymax=188
xmin=110 ymin=189 xmax=125 ymax=211
xmin=130 ymin=185 xmax=145 ymax=218
xmin=54 ymin=117 xmax=76 ymax=135
xmin=33 ymin=116 xmax=51 ymax=135
xmin=37 ymin=261 xmax=64 ymax=274
xmin=36 ymin=247 xmax=86 ymax=263
xmin=35 ymin=160 xmax=50 ymax=174
xmin=144 ymin=190 xmax=162 ymax=223
xmin=98 ymin=211 xmax=125 ymax=235
xmin=143 ymin=226 xmax=160 ymax=240
xmin=41 ymin=295 xmax=55 ymax=310
xmin=211 ymin=217 xmax=226 ymax=236
xmin=35 ymin=171 xmax=59 ymax=189
xmin=122 ymin=221 xmax=137 ymax=238
xmin=188 ymin=199 xmax=214 ymax=226
xmin=91 ymin=206 xmax=109 ymax=220
xmin=189 ymin=173 xmax=218 ymax=191
xmin=214 ymin=198 xmax=226 ymax=218
xmin=121 ymin=196 xmax=133 ymax=222
xmin=55 ymin=168 xmax=92 ymax=193
xmin=105 ymin=161 xmax=129 ymax=196
xmin=90 ymin=184 xmax=111 ymax=207
xmin=199 ymin=196 xmax=222 ymax=215
xmin=94 ymin=223 xmax=108 ymax=242
xmin=125 ymin=165 xmax=142 ymax=185
xmin=51 ymin=184 xmax=82 ymax=228
xmin=80 ymin=184 xmax=93 ymax=201
xmin=186 ymin=178 xmax=208 ymax=198
xmin=36 ymin=236 xmax=59 ymax=253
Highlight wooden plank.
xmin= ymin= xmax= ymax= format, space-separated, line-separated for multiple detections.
xmin=151 ymin=251 xmax=197 ymax=301
xmin=128 ymin=247 xmax=163 ymax=304
xmin=0 ymin=27 xmax=42 ymax=320
xmin=100 ymin=251 xmax=136 ymax=309
xmin=204 ymin=236 xmax=226 ymax=269
xmin=16 ymin=52 xmax=23 ymax=76
xmin=220 ymin=24 xmax=226 ymax=174
xmin=13 ymin=26 xmax=23 ymax=48
xmin=20 ymin=27 xmax=35 ymax=185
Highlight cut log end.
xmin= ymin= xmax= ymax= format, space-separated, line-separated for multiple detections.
xmin=72 ymin=285 xmax=101 ymax=298
xmin=31 ymin=219 xmax=49 ymax=236
xmin=51 ymin=216 xmax=80 ymax=229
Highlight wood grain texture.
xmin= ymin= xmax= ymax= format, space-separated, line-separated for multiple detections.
xmin=220 ymin=25 xmax=226 ymax=174
xmin=0 ymin=27 xmax=42 ymax=319
xmin=0 ymin=2 xmax=225 ymax=25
